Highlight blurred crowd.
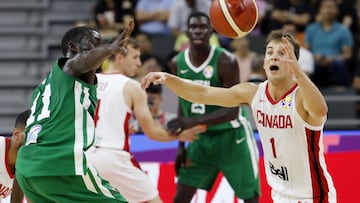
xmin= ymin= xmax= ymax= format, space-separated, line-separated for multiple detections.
xmin=86 ymin=0 xmax=360 ymax=107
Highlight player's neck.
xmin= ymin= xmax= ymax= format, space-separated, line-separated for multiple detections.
xmin=189 ymin=45 xmax=211 ymax=66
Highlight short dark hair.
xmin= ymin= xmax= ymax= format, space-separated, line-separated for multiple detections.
xmin=61 ymin=26 xmax=98 ymax=56
xmin=265 ymin=29 xmax=300 ymax=60
xmin=187 ymin=11 xmax=210 ymax=26
xmin=146 ymin=83 xmax=162 ymax=95
xmin=108 ymin=38 xmax=140 ymax=61
xmin=15 ymin=109 xmax=31 ymax=128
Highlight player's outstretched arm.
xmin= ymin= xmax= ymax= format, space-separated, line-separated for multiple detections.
xmin=141 ymin=72 xmax=253 ymax=107
xmin=69 ymin=19 xmax=134 ymax=73
xmin=129 ymin=79 xmax=202 ymax=142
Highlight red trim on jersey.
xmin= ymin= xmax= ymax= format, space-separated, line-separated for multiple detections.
xmin=4 ymin=138 xmax=14 ymax=178
xmin=306 ymin=128 xmax=330 ymax=202
xmin=123 ymin=112 xmax=132 ymax=152
xmin=265 ymin=83 xmax=298 ymax=105
xmin=129 ymin=153 xmax=142 ymax=170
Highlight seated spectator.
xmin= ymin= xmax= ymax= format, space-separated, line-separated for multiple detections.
xmin=135 ymin=0 xmax=174 ymax=35
xmin=282 ymin=23 xmax=314 ymax=76
xmin=133 ymin=32 xmax=166 ymax=80
xmin=248 ymin=54 xmax=266 ymax=84
xmin=93 ymin=0 xmax=116 ymax=30
xmin=92 ymin=0 xmax=139 ymax=37
xmin=230 ymin=36 xmax=257 ymax=83
xmin=114 ymin=0 xmax=138 ymax=34
xmin=262 ymin=0 xmax=312 ymax=35
xmin=304 ymin=0 xmax=353 ymax=88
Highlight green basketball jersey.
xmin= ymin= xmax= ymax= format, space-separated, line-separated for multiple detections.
xmin=177 ymin=46 xmax=242 ymax=131
xmin=16 ymin=59 xmax=97 ymax=177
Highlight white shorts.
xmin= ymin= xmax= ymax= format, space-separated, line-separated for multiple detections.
xmin=86 ymin=147 xmax=158 ymax=203
xmin=271 ymin=189 xmax=336 ymax=203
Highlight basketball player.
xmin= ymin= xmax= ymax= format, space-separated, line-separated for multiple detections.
xmin=15 ymin=21 xmax=134 ymax=203
xmin=167 ymin=12 xmax=260 ymax=203
xmin=0 ymin=110 xmax=30 ymax=202
xmin=141 ymin=30 xmax=337 ymax=202
xmin=86 ymin=38 xmax=202 ymax=203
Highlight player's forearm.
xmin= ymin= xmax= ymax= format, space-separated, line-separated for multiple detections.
xmin=69 ymin=46 xmax=112 ymax=73
xmin=194 ymin=107 xmax=239 ymax=125
xmin=296 ymin=75 xmax=328 ymax=117
xmin=145 ymin=126 xmax=177 ymax=142
xmin=163 ymin=73 xmax=210 ymax=104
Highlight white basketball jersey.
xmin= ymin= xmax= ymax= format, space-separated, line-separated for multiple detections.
xmin=251 ymin=81 xmax=336 ymax=202
xmin=0 ymin=136 xmax=14 ymax=199
xmin=94 ymin=73 xmax=132 ymax=151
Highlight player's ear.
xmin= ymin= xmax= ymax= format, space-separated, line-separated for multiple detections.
xmin=12 ymin=127 xmax=25 ymax=145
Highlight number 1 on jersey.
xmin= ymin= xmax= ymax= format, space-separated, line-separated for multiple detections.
xmin=270 ymin=137 xmax=277 ymax=158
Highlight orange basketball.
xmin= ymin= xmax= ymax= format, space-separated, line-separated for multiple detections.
xmin=209 ymin=0 xmax=258 ymax=38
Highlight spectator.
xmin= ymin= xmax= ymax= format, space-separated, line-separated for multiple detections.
xmin=92 ymin=0 xmax=139 ymax=37
xmin=134 ymin=32 xmax=168 ymax=78
xmin=248 ymin=54 xmax=266 ymax=84
xmin=304 ymin=0 xmax=353 ymax=88
xmin=282 ymin=23 xmax=314 ymax=76
xmin=93 ymin=0 xmax=116 ymax=30
xmin=262 ymin=0 xmax=312 ymax=36
xmin=230 ymin=36 xmax=258 ymax=83
xmin=134 ymin=84 xmax=177 ymax=133
xmin=248 ymin=0 xmax=269 ymax=37
xmin=135 ymin=0 xmax=174 ymax=35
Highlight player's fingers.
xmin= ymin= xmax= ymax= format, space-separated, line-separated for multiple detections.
xmin=126 ymin=18 xmax=134 ymax=37
xmin=193 ymin=124 xmax=207 ymax=133
xmin=140 ymin=74 xmax=151 ymax=89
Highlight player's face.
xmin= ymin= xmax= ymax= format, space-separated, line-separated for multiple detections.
xmin=186 ymin=16 xmax=212 ymax=47
xmin=264 ymin=40 xmax=292 ymax=80
xmin=147 ymin=93 xmax=161 ymax=114
xmin=120 ymin=45 xmax=141 ymax=77
xmin=13 ymin=125 xmax=26 ymax=146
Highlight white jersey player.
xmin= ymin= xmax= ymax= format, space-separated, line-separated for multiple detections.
xmin=0 ymin=137 xmax=14 ymax=199
xmin=0 ymin=110 xmax=30 ymax=202
xmin=86 ymin=39 xmax=204 ymax=203
xmin=251 ymin=82 xmax=336 ymax=202
xmin=140 ymin=29 xmax=337 ymax=202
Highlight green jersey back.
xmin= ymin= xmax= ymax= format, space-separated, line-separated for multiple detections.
xmin=177 ymin=46 xmax=241 ymax=131
xmin=16 ymin=59 xmax=97 ymax=177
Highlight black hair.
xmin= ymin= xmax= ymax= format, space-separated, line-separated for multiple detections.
xmin=15 ymin=109 xmax=31 ymax=128
xmin=187 ymin=11 xmax=210 ymax=26
xmin=61 ymin=26 xmax=98 ymax=56
xmin=146 ymin=83 xmax=162 ymax=95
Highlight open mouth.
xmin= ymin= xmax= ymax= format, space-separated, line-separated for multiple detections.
xmin=270 ymin=65 xmax=279 ymax=71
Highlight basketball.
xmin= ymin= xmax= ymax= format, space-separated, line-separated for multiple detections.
xmin=209 ymin=0 xmax=258 ymax=38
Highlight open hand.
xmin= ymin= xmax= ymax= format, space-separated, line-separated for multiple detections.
xmin=108 ymin=18 xmax=134 ymax=55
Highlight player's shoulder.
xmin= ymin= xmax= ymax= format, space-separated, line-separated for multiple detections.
xmin=217 ymin=47 xmax=236 ymax=61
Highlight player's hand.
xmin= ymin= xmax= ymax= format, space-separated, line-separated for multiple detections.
xmin=174 ymin=145 xmax=187 ymax=176
xmin=281 ymin=36 xmax=304 ymax=80
xmin=167 ymin=117 xmax=200 ymax=135
xmin=141 ymin=72 xmax=166 ymax=89
xmin=176 ymin=125 xmax=206 ymax=142
xmin=108 ymin=18 xmax=134 ymax=55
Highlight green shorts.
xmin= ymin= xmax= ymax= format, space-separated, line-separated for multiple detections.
xmin=16 ymin=165 xmax=127 ymax=203
xmin=178 ymin=121 xmax=260 ymax=199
